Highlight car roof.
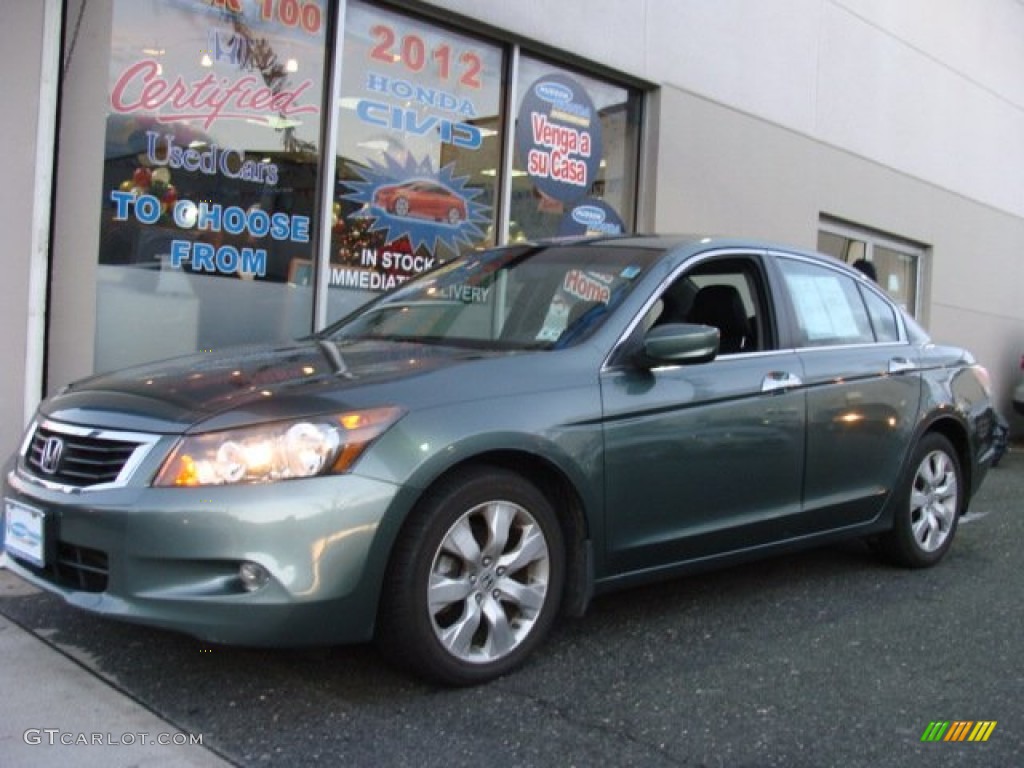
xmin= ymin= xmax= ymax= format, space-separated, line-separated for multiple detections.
xmin=552 ymin=232 xmax=874 ymax=275
xmin=533 ymin=233 xmax=834 ymax=262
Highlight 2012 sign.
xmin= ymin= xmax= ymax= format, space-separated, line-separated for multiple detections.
xmin=369 ymin=23 xmax=482 ymax=89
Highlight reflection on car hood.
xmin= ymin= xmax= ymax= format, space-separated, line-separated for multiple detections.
xmin=42 ymin=339 xmax=506 ymax=433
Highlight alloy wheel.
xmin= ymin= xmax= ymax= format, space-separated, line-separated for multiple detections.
xmin=427 ymin=500 xmax=551 ymax=665
xmin=909 ymin=448 xmax=959 ymax=553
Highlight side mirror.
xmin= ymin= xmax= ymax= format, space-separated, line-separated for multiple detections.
xmin=641 ymin=323 xmax=719 ymax=366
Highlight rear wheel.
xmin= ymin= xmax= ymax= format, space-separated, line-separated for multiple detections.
xmin=378 ymin=467 xmax=565 ymax=685
xmin=875 ymin=433 xmax=963 ymax=568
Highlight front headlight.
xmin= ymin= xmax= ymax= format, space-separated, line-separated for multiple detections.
xmin=153 ymin=406 xmax=403 ymax=487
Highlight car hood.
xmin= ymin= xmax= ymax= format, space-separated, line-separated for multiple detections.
xmin=41 ymin=339 xmax=510 ymax=433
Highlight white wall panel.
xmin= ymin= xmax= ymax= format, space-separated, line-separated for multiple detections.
xmin=420 ymin=0 xmax=650 ymax=76
xmin=833 ymin=0 xmax=1024 ymax=107
xmin=645 ymin=0 xmax=823 ymax=135
xmin=816 ymin=3 xmax=1024 ymax=224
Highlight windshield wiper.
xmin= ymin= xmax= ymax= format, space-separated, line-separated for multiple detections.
xmin=316 ymin=340 xmax=353 ymax=378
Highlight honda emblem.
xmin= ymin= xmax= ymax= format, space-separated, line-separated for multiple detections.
xmin=39 ymin=436 xmax=65 ymax=475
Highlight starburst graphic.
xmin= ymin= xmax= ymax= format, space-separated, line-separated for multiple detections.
xmin=341 ymin=154 xmax=489 ymax=255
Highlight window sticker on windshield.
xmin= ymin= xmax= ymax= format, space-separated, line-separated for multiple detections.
xmin=536 ymin=295 xmax=570 ymax=342
xmin=562 ymin=270 xmax=612 ymax=303
xmin=620 ymin=265 xmax=642 ymax=280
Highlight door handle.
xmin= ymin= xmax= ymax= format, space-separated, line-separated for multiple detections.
xmin=762 ymin=371 xmax=802 ymax=393
xmin=888 ymin=357 xmax=917 ymax=374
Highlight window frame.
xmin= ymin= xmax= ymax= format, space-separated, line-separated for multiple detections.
xmin=817 ymin=217 xmax=925 ymax=318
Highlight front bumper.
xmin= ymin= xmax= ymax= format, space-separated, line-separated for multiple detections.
xmin=2 ymin=465 xmax=402 ymax=646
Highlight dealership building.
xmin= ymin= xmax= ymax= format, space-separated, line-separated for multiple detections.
xmin=3 ymin=0 xmax=1023 ymax=459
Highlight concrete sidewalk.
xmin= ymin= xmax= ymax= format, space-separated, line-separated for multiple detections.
xmin=0 ymin=562 xmax=233 ymax=768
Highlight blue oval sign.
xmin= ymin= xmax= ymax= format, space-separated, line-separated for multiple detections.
xmin=558 ymin=198 xmax=625 ymax=237
xmin=571 ymin=205 xmax=606 ymax=226
xmin=534 ymin=82 xmax=574 ymax=105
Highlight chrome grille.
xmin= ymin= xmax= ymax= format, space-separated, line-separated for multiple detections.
xmin=22 ymin=421 xmax=158 ymax=490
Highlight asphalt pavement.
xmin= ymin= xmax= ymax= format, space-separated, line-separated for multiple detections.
xmin=1 ymin=448 xmax=1022 ymax=767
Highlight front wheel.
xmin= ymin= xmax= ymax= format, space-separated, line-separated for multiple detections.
xmin=377 ymin=467 xmax=565 ymax=686
xmin=874 ymin=433 xmax=964 ymax=568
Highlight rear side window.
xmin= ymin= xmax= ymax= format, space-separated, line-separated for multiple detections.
xmin=859 ymin=285 xmax=901 ymax=342
xmin=777 ymin=258 xmax=873 ymax=346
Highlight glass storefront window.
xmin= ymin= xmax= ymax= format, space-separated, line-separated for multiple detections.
xmin=328 ymin=0 xmax=504 ymax=322
xmin=818 ymin=221 xmax=923 ymax=315
xmin=97 ymin=0 xmax=328 ymax=372
xmin=511 ymin=57 xmax=641 ymax=241
xmin=84 ymin=0 xmax=643 ymax=371
xmin=872 ymin=244 xmax=918 ymax=313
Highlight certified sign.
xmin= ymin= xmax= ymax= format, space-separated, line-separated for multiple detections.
xmin=4 ymin=499 xmax=45 ymax=567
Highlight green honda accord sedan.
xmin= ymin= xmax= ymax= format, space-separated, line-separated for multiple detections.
xmin=2 ymin=235 xmax=1001 ymax=685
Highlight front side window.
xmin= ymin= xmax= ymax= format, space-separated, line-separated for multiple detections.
xmin=644 ymin=256 xmax=772 ymax=355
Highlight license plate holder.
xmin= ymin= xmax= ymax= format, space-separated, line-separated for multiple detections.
xmin=4 ymin=499 xmax=46 ymax=567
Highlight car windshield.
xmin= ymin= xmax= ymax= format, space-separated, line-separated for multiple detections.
xmin=324 ymin=241 xmax=660 ymax=350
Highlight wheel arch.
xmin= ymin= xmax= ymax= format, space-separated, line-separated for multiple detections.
xmin=377 ymin=448 xmax=595 ymax=630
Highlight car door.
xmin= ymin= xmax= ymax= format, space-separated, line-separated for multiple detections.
xmin=600 ymin=252 xmax=807 ymax=575
xmin=771 ymin=253 xmax=922 ymax=531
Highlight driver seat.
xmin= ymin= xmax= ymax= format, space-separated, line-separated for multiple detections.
xmin=687 ymin=284 xmax=753 ymax=354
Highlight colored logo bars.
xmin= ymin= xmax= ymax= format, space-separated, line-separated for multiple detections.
xmin=921 ymin=721 xmax=997 ymax=742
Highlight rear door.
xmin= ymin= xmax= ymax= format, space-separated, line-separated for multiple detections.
xmin=771 ymin=253 xmax=922 ymax=531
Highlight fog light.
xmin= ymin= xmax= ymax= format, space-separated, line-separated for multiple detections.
xmin=239 ymin=561 xmax=270 ymax=592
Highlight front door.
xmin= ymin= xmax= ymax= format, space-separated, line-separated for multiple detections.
xmin=601 ymin=253 xmax=807 ymax=575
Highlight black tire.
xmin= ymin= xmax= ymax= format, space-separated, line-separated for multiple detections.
xmin=377 ymin=467 xmax=565 ymax=686
xmin=874 ymin=433 xmax=964 ymax=568
xmin=393 ymin=197 xmax=410 ymax=217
